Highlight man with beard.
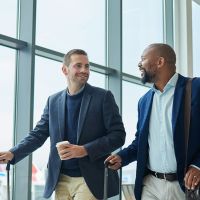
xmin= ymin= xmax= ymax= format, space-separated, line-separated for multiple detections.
xmin=0 ymin=49 xmax=126 ymax=200
xmin=105 ymin=43 xmax=200 ymax=200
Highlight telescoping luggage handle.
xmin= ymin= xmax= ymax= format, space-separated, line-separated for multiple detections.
xmin=103 ymin=162 xmax=109 ymax=200
xmin=6 ymin=162 xmax=10 ymax=200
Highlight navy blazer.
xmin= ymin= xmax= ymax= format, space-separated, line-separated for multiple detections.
xmin=10 ymin=83 xmax=126 ymax=199
xmin=118 ymin=74 xmax=200 ymax=200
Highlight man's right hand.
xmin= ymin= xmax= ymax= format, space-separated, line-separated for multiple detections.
xmin=104 ymin=154 xmax=122 ymax=170
xmin=0 ymin=151 xmax=14 ymax=164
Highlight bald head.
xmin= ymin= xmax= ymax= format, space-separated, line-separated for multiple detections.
xmin=139 ymin=43 xmax=177 ymax=86
xmin=145 ymin=43 xmax=176 ymax=66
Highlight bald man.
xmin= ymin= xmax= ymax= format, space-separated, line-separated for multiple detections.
xmin=106 ymin=43 xmax=200 ymax=200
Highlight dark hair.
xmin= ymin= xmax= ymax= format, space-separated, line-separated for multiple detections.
xmin=63 ymin=49 xmax=88 ymax=66
xmin=148 ymin=43 xmax=176 ymax=65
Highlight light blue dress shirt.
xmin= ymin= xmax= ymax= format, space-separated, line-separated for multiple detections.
xmin=148 ymin=73 xmax=178 ymax=173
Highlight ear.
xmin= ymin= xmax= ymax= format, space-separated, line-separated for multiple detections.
xmin=157 ymin=57 xmax=165 ymax=68
xmin=62 ymin=65 xmax=68 ymax=75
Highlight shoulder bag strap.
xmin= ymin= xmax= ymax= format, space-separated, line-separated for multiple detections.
xmin=184 ymin=78 xmax=193 ymax=174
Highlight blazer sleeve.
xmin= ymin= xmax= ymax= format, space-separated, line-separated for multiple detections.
xmin=10 ymin=98 xmax=50 ymax=164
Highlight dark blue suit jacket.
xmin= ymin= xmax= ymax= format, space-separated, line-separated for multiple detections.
xmin=118 ymin=74 xmax=200 ymax=200
xmin=10 ymin=83 xmax=126 ymax=199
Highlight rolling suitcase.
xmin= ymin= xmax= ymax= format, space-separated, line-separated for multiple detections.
xmin=103 ymin=162 xmax=122 ymax=200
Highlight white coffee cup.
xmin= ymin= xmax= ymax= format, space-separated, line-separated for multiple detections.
xmin=56 ymin=141 xmax=70 ymax=148
xmin=56 ymin=141 xmax=70 ymax=160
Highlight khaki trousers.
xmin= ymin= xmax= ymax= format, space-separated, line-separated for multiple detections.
xmin=141 ymin=175 xmax=185 ymax=200
xmin=55 ymin=174 xmax=97 ymax=200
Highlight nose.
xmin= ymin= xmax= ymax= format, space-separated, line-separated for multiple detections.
xmin=80 ymin=66 xmax=88 ymax=73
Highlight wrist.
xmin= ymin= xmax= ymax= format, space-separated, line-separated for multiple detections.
xmin=81 ymin=146 xmax=88 ymax=156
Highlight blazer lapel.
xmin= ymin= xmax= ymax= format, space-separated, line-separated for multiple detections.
xmin=58 ymin=90 xmax=67 ymax=141
xmin=172 ymin=74 xmax=187 ymax=133
xmin=138 ymin=90 xmax=154 ymax=157
xmin=140 ymin=90 xmax=154 ymax=132
xmin=77 ymin=85 xmax=92 ymax=143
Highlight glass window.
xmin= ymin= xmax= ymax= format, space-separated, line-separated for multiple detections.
xmin=0 ymin=46 xmax=15 ymax=200
xmin=32 ymin=56 xmax=105 ymax=200
xmin=0 ymin=0 xmax=17 ymax=37
xmin=88 ymin=70 xmax=106 ymax=88
xmin=36 ymin=0 xmax=105 ymax=65
xmin=192 ymin=1 xmax=200 ymax=76
xmin=122 ymin=81 xmax=149 ymax=191
xmin=123 ymin=0 xmax=163 ymax=76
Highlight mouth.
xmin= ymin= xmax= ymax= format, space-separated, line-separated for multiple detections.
xmin=78 ymin=75 xmax=89 ymax=79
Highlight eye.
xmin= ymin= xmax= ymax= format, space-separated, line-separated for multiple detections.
xmin=85 ymin=64 xmax=90 ymax=68
xmin=76 ymin=63 xmax=82 ymax=68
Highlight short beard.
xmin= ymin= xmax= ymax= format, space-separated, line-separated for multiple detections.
xmin=141 ymin=69 xmax=155 ymax=84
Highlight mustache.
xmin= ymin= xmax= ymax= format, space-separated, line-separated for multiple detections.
xmin=138 ymin=65 xmax=145 ymax=71
xmin=138 ymin=62 xmax=143 ymax=69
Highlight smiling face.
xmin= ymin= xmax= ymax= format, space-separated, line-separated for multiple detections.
xmin=138 ymin=47 xmax=160 ymax=84
xmin=62 ymin=54 xmax=90 ymax=89
xmin=138 ymin=44 xmax=177 ymax=85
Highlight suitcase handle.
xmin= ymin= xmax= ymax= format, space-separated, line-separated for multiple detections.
xmin=103 ymin=162 xmax=109 ymax=200
xmin=6 ymin=162 xmax=10 ymax=200
xmin=104 ymin=161 xmax=109 ymax=168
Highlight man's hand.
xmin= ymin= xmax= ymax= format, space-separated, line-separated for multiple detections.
xmin=57 ymin=144 xmax=88 ymax=160
xmin=104 ymin=154 xmax=122 ymax=170
xmin=0 ymin=151 xmax=14 ymax=164
xmin=184 ymin=166 xmax=200 ymax=190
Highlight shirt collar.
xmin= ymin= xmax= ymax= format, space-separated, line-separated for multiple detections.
xmin=67 ymin=85 xmax=85 ymax=96
xmin=152 ymin=73 xmax=178 ymax=93
xmin=166 ymin=72 xmax=178 ymax=88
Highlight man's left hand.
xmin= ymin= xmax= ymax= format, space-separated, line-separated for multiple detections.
xmin=58 ymin=144 xmax=88 ymax=160
xmin=184 ymin=166 xmax=200 ymax=190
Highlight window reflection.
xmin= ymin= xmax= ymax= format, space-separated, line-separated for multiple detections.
xmin=123 ymin=0 xmax=163 ymax=76
xmin=0 ymin=47 xmax=15 ymax=200
xmin=36 ymin=0 xmax=105 ymax=65
xmin=0 ymin=1 xmax=17 ymax=37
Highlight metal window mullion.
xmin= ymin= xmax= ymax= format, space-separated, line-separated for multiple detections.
xmin=193 ymin=0 xmax=200 ymax=5
xmin=35 ymin=45 xmax=115 ymax=74
xmin=13 ymin=0 xmax=36 ymax=200
xmin=107 ymin=0 xmax=122 ymax=200
xmin=0 ymin=34 xmax=27 ymax=49
xmin=163 ymin=0 xmax=174 ymax=47
xmin=173 ymin=0 xmax=193 ymax=76
xmin=107 ymin=0 xmax=122 ymax=112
